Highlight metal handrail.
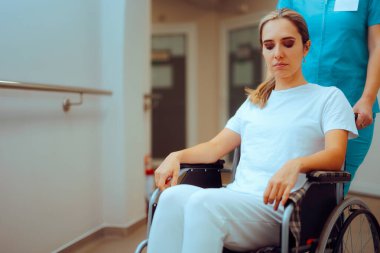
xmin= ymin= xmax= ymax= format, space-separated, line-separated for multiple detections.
xmin=0 ymin=80 xmax=112 ymax=112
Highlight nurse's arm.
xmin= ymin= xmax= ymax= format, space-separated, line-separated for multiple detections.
xmin=354 ymin=24 xmax=380 ymax=129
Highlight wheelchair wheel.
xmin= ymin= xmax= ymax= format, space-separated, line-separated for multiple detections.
xmin=316 ymin=197 xmax=380 ymax=253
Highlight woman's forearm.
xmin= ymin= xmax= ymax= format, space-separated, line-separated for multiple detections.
xmin=172 ymin=142 xmax=221 ymax=165
xmin=296 ymin=130 xmax=348 ymax=173
xmin=154 ymin=128 xmax=240 ymax=190
xmin=296 ymin=147 xmax=346 ymax=173
xmin=172 ymin=128 xmax=241 ymax=165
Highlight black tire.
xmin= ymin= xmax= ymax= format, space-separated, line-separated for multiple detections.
xmin=316 ymin=197 xmax=380 ymax=253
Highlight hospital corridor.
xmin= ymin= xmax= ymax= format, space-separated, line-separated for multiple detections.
xmin=1 ymin=0 xmax=380 ymax=252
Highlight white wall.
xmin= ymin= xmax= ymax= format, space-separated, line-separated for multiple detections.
xmin=0 ymin=0 xmax=149 ymax=252
xmin=0 ymin=0 xmax=101 ymax=86
xmin=100 ymin=0 xmax=149 ymax=227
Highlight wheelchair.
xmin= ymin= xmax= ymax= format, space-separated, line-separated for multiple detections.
xmin=135 ymin=148 xmax=380 ymax=253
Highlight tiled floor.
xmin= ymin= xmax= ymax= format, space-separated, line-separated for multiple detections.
xmin=68 ymin=223 xmax=147 ymax=253
xmin=69 ymin=192 xmax=380 ymax=253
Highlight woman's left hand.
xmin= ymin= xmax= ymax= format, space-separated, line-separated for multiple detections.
xmin=263 ymin=159 xmax=301 ymax=211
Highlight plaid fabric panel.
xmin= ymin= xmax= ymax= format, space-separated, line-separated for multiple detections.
xmin=288 ymin=188 xmax=307 ymax=253
xmin=287 ymin=171 xmax=349 ymax=252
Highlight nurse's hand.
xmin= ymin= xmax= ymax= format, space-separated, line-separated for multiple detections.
xmin=353 ymin=97 xmax=373 ymax=130
xmin=154 ymin=152 xmax=180 ymax=191
xmin=263 ymin=159 xmax=301 ymax=211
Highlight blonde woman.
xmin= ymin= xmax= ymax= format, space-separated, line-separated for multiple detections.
xmin=148 ymin=9 xmax=357 ymax=253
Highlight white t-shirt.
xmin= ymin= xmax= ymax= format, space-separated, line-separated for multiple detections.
xmin=226 ymin=83 xmax=358 ymax=197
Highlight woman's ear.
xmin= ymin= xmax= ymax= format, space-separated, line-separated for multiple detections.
xmin=304 ymin=40 xmax=311 ymax=55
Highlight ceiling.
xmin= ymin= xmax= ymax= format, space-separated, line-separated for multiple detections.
xmin=152 ymin=0 xmax=259 ymax=14
xmin=185 ymin=0 xmax=254 ymax=13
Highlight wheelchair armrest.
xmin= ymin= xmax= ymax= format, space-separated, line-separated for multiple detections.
xmin=179 ymin=160 xmax=225 ymax=188
xmin=180 ymin=159 xmax=225 ymax=170
xmin=306 ymin=170 xmax=351 ymax=183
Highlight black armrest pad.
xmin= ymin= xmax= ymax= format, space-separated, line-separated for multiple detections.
xmin=180 ymin=160 xmax=225 ymax=170
xmin=179 ymin=160 xmax=224 ymax=188
xmin=306 ymin=170 xmax=351 ymax=183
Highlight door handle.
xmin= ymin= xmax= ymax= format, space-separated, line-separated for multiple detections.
xmin=144 ymin=93 xmax=162 ymax=112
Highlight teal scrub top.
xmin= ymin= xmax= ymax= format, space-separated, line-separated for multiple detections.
xmin=277 ymin=0 xmax=380 ymax=113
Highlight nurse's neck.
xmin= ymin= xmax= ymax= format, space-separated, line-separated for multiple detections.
xmin=274 ymin=74 xmax=308 ymax=91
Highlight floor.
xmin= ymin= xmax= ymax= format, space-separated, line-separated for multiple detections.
xmin=67 ymin=192 xmax=380 ymax=253
xmin=67 ymin=223 xmax=147 ymax=253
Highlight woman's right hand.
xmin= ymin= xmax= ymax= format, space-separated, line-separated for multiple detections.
xmin=154 ymin=152 xmax=181 ymax=191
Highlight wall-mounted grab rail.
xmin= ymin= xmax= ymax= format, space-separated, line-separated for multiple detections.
xmin=0 ymin=80 xmax=112 ymax=112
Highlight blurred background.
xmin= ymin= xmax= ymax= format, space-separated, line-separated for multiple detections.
xmin=0 ymin=0 xmax=378 ymax=252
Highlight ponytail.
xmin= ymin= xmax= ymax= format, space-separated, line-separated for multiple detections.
xmin=245 ymin=75 xmax=275 ymax=108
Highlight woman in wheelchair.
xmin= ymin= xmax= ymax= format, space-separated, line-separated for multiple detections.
xmin=148 ymin=9 xmax=358 ymax=253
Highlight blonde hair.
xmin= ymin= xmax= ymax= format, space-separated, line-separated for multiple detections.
xmin=246 ymin=8 xmax=310 ymax=108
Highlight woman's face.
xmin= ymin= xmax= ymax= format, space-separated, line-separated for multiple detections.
xmin=261 ymin=18 xmax=308 ymax=81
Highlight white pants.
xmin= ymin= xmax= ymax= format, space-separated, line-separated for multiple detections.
xmin=147 ymin=185 xmax=283 ymax=253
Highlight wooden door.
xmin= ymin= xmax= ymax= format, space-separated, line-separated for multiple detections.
xmin=151 ymin=35 xmax=186 ymax=159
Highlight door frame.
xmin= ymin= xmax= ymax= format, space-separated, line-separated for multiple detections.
xmin=219 ymin=12 xmax=267 ymax=128
xmin=152 ymin=23 xmax=198 ymax=147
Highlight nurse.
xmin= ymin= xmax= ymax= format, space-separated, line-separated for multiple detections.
xmin=277 ymin=0 xmax=380 ymax=194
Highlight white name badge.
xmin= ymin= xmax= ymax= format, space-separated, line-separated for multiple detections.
xmin=334 ymin=0 xmax=359 ymax=11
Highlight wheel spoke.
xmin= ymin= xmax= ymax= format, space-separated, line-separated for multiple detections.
xmin=360 ymin=214 xmax=364 ymax=251
xmin=348 ymin=220 xmax=353 ymax=252
xmin=315 ymin=197 xmax=380 ymax=253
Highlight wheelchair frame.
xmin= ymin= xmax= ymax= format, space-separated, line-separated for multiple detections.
xmin=135 ymin=150 xmax=380 ymax=253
